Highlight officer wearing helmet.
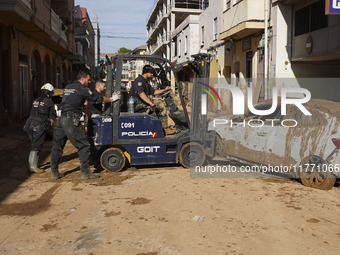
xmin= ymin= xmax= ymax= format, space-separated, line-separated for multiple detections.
xmin=24 ymin=83 xmax=56 ymax=173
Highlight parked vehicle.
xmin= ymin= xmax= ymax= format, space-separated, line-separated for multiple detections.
xmin=208 ymin=99 xmax=340 ymax=190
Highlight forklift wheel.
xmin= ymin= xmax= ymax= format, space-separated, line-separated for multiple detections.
xmin=100 ymin=147 xmax=126 ymax=172
xmin=179 ymin=142 xmax=206 ymax=168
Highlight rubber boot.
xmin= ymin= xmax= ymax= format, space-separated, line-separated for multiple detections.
xmin=51 ymin=164 xmax=64 ymax=180
xmin=29 ymin=151 xmax=44 ymax=173
xmin=28 ymin=151 xmax=34 ymax=171
xmin=81 ymin=167 xmax=99 ymax=179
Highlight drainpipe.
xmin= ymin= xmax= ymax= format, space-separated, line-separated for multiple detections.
xmin=264 ymin=0 xmax=269 ymax=99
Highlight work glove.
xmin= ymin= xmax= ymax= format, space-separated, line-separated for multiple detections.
xmin=111 ymin=91 xmax=121 ymax=102
xmin=91 ymin=114 xmax=101 ymax=118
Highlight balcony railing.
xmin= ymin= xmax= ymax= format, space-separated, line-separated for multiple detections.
xmin=147 ymin=4 xmax=171 ymax=39
xmin=171 ymin=0 xmax=203 ymax=10
xmin=149 ymin=32 xmax=171 ymax=54
xmin=50 ymin=9 xmax=67 ymax=44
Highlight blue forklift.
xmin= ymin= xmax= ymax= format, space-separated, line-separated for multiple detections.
xmin=91 ymin=53 xmax=223 ymax=171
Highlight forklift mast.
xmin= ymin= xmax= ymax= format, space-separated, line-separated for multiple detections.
xmin=189 ymin=53 xmax=211 ymax=143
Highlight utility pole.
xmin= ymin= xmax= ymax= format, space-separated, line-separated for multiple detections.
xmin=264 ymin=0 xmax=269 ymax=99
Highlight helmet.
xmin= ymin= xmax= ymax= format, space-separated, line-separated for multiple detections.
xmin=41 ymin=83 xmax=54 ymax=95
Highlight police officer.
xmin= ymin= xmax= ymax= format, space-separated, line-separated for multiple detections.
xmin=86 ymin=80 xmax=106 ymax=162
xmin=130 ymin=65 xmax=170 ymax=113
xmin=50 ymin=69 xmax=120 ymax=179
xmin=87 ymin=80 xmax=106 ymax=115
xmin=24 ymin=83 xmax=56 ymax=173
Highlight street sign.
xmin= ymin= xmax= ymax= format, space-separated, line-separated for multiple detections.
xmin=326 ymin=0 xmax=340 ymax=15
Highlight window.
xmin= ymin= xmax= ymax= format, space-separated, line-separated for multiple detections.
xmin=185 ymin=35 xmax=188 ymax=54
xmin=201 ymin=26 xmax=204 ymax=46
xmin=294 ymin=0 xmax=328 ymax=36
xmin=310 ymin=0 xmax=328 ymax=31
xmin=213 ymin=17 xmax=218 ymax=40
xmin=178 ymin=39 xmax=181 ymax=57
xmin=225 ymin=0 xmax=231 ymax=10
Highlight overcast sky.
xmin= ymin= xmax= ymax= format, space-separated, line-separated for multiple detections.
xmin=75 ymin=0 xmax=155 ymax=53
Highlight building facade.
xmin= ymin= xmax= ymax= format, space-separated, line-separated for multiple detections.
xmin=198 ymin=0 xmax=224 ymax=80
xmin=146 ymin=0 xmax=204 ymax=59
xmin=271 ymin=0 xmax=340 ymax=101
xmin=0 ymin=0 xmax=75 ymax=123
xmin=128 ymin=45 xmax=148 ymax=89
xmin=72 ymin=6 xmax=95 ymax=80
xmin=92 ymin=19 xmax=101 ymax=80
xmin=219 ymin=0 xmax=266 ymax=105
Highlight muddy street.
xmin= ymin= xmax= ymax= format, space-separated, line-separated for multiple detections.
xmin=0 ymin=125 xmax=340 ymax=255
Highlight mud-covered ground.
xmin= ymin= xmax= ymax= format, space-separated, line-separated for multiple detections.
xmin=0 ymin=123 xmax=340 ymax=255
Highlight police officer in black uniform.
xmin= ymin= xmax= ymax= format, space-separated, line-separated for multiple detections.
xmin=24 ymin=83 xmax=56 ymax=173
xmin=87 ymin=80 xmax=106 ymax=115
xmin=86 ymin=80 xmax=106 ymax=162
xmin=50 ymin=69 xmax=120 ymax=179
xmin=129 ymin=65 xmax=170 ymax=113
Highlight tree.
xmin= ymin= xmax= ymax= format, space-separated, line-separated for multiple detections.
xmin=117 ymin=47 xmax=132 ymax=54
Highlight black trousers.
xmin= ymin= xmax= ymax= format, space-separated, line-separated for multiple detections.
xmin=87 ymin=118 xmax=97 ymax=162
xmin=50 ymin=116 xmax=90 ymax=171
xmin=26 ymin=118 xmax=46 ymax=152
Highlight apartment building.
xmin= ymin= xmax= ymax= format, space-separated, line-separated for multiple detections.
xmin=93 ymin=20 xmax=100 ymax=71
xmin=146 ymin=0 xmax=205 ymax=59
xmin=271 ymin=0 xmax=340 ymax=101
xmin=128 ymin=45 xmax=148 ymax=88
xmin=0 ymin=0 xmax=75 ymax=123
xmin=198 ymin=0 xmax=224 ymax=80
xmin=218 ymin=0 xmax=340 ymax=104
xmin=92 ymin=19 xmax=101 ymax=80
xmin=72 ymin=6 xmax=95 ymax=80
xmin=218 ymin=0 xmax=266 ymax=110
xmin=172 ymin=15 xmax=200 ymax=65
xmin=219 ymin=0 xmax=265 ymax=80
xmin=122 ymin=60 xmax=129 ymax=87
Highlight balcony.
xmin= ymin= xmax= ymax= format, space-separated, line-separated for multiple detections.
xmin=171 ymin=0 xmax=203 ymax=10
xmin=220 ymin=0 xmax=265 ymax=40
xmin=75 ymin=27 xmax=90 ymax=47
xmin=149 ymin=32 xmax=171 ymax=54
xmin=147 ymin=5 xmax=170 ymax=41
xmin=0 ymin=0 xmax=33 ymax=29
xmin=50 ymin=10 xmax=68 ymax=48
xmin=0 ymin=1 xmax=72 ymax=54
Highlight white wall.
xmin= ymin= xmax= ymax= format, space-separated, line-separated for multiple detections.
xmin=271 ymin=2 xmax=294 ymax=78
xmin=221 ymin=0 xmax=265 ymax=33
xmin=173 ymin=15 xmax=200 ymax=64
xmin=199 ymin=0 xmax=223 ymax=50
